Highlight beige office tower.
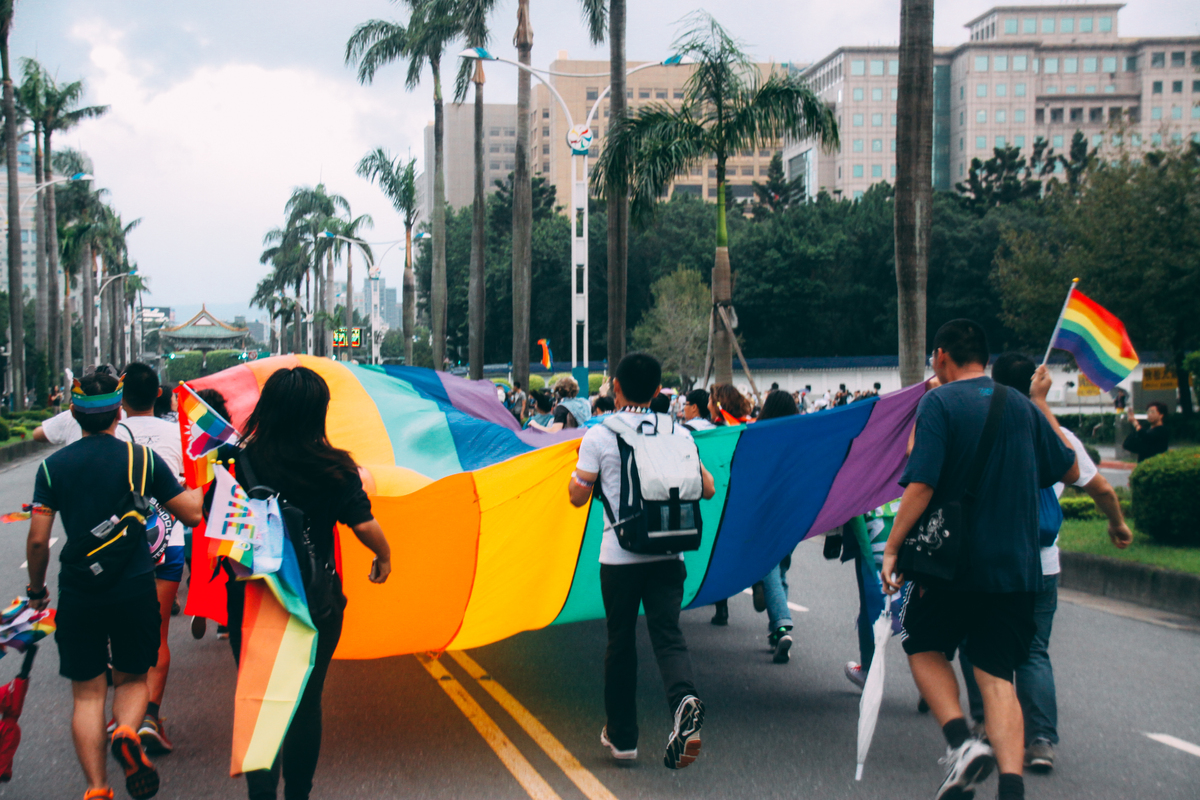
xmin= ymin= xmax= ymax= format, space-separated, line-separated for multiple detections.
xmin=784 ymin=3 xmax=1200 ymax=200
xmin=420 ymin=102 xmax=518 ymax=222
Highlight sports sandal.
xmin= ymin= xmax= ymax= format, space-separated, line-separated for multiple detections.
xmin=84 ymin=789 xmax=115 ymax=800
xmin=111 ymin=724 xmax=160 ymax=799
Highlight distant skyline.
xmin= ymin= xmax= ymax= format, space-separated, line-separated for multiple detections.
xmin=11 ymin=1 xmax=1198 ymax=309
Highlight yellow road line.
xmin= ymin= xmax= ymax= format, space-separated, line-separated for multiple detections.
xmin=449 ymin=650 xmax=620 ymax=800
xmin=416 ymin=654 xmax=562 ymax=800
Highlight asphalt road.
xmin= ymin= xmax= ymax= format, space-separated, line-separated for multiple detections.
xmin=1 ymin=448 xmax=1197 ymax=800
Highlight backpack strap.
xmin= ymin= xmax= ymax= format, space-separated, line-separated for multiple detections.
xmin=962 ymin=383 xmax=1007 ymax=504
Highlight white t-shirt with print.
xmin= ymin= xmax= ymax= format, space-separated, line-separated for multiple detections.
xmin=576 ymin=410 xmax=694 ymax=566
xmin=1044 ymin=428 xmax=1099 ymax=576
xmin=117 ymin=415 xmax=187 ymax=549
xmin=683 ymin=417 xmax=716 ymax=432
xmin=40 ymin=409 xmax=85 ymax=445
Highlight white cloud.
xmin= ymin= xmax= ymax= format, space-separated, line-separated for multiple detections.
xmin=55 ymin=21 xmax=429 ymax=309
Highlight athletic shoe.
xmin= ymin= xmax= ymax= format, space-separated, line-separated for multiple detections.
xmin=190 ymin=616 xmax=205 ymax=640
xmin=83 ymin=788 xmax=114 ymax=800
xmin=1025 ymin=738 xmax=1055 ymax=772
xmin=106 ymin=718 xmax=117 ymax=735
xmin=664 ymin=695 xmax=703 ymax=770
xmin=216 ymin=625 xmax=229 ymax=640
xmin=772 ymin=631 xmax=793 ymax=664
xmin=170 ymin=600 xmax=180 ymax=617
xmin=600 ymin=727 xmax=637 ymax=761
xmin=111 ymin=724 xmax=160 ymax=799
xmin=935 ymin=736 xmax=995 ymax=800
xmin=710 ymin=601 xmax=728 ymax=626
xmin=138 ymin=715 xmax=174 ymax=755
xmin=918 ymin=698 xmax=931 ymax=714
xmin=971 ymin=720 xmax=987 ymax=740
xmin=844 ymin=661 xmax=866 ymax=689
xmin=751 ymin=581 xmax=767 ymax=612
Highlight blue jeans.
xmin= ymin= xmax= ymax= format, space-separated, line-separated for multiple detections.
xmin=962 ymin=575 xmax=1059 ymax=744
xmin=763 ymin=556 xmax=793 ymax=630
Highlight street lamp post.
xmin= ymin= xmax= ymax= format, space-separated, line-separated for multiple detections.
xmin=459 ymin=50 xmax=689 ymax=375
xmin=320 ymin=231 xmax=430 ymax=366
xmin=96 ymin=269 xmax=135 ymax=368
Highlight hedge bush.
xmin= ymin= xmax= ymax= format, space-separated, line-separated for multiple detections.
xmin=1130 ymin=447 xmax=1200 ymax=545
xmin=1059 ymin=494 xmax=1132 ymax=521
xmin=1055 ymin=413 xmax=1116 ymax=443
xmin=0 ymin=419 xmax=8 ymax=441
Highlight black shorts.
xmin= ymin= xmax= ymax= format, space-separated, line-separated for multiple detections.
xmin=55 ymin=576 xmax=161 ymax=682
xmin=899 ymin=582 xmax=1036 ymax=681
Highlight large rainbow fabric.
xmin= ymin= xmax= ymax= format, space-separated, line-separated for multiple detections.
xmin=1052 ymin=289 xmax=1139 ymax=393
xmin=0 ymin=598 xmax=56 ymax=656
xmin=185 ymin=355 xmax=925 ymax=660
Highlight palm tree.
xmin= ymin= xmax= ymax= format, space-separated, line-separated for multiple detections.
xmin=52 ymin=147 xmax=102 ymax=371
xmin=593 ymin=14 xmax=837 ymax=385
xmin=33 ymin=64 xmax=107 ymax=377
xmin=260 ymin=229 xmax=310 ymax=355
xmin=95 ymin=211 xmax=138 ymax=367
xmin=356 ymin=148 xmax=419 ymax=365
xmin=456 ymin=0 xmax=498 ymax=380
xmin=347 ymin=0 xmax=459 ymax=371
xmin=280 ymin=184 xmax=349 ymax=356
xmin=322 ymin=213 xmax=373 ymax=361
xmin=510 ymin=0 xmax=533 ymax=388
xmin=1 ymin=0 xmax=25 ymax=408
xmin=124 ymin=271 xmax=148 ymax=363
xmin=894 ymin=0 xmax=934 ymax=386
xmin=251 ymin=272 xmax=288 ymax=355
xmin=16 ymin=60 xmax=46 ymax=364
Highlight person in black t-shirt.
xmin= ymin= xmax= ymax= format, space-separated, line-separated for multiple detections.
xmin=28 ymin=372 xmax=204 ymax=800
xmin=1124 ymin=400 xmax=1169 ymax=461
xmin=226 ymin=366 xmax=391 ymax=800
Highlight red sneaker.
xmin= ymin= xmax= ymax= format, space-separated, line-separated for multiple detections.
xmin=138 ymin=715 xmax=174 ymax=755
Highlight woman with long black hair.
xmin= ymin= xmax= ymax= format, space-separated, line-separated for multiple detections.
xmin=227 ymin=366 xmax=391 ymax=800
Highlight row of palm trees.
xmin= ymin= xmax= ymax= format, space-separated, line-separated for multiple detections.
xmin=1 ymin=0 xmax=139 ymax=409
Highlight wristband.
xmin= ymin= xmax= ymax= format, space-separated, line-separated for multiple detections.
xmin=571 ymin=472 xmax=594 ymax=489
xmin=26 ymin=584 xmax=47 ymax=601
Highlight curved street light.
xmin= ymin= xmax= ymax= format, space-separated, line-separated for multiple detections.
xmin=458 ymin=49 xmax=690 ymax=373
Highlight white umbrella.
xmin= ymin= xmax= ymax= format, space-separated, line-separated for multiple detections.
xmin=855 ymin=593 xmax=892 ymax=780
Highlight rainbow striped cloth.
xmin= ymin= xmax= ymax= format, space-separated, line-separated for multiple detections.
xmin=1052 ymin=289 xmax=1139 ymax=392
xmin=0 ymin=598 xmax=56 ymax=656
xmin=230 ymin=535 xmax=316 ymax=775
xmin=177 ymin=383 xmax=239 ymax=488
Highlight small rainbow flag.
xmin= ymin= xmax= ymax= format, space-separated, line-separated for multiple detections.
xmin=537 ymin=339 xmax=553 ymax=370
xmin=1048 ymin=283 xmax=1139 ymax=393
xmin=0 ymin=598 xmax=56 ymax=656
xmin=177 ymin=384 xmax=239 ymax=487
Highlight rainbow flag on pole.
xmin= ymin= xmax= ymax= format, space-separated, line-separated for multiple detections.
xmin=177 ymin=384 xmax=239 ymax=487
xmin=537 ymin=339 xmax=553 ymax=370
xmin=1046 ymin=281 xmax=1139 ymax=392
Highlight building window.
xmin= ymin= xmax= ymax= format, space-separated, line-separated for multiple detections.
xmin=872 ymin=138 xmax=883 ymax=152
xmin=1194 ymin=80 xmax=1200 ymax=92
xmin=1015 ymin=83 xmax=1026 ymax=97
xmin=742 ymin=166 xmax=755 ymax=175
xmin=870 ymin=60 xmax=885 ymax=76
xmin=891 ymin=113 xmax=898 ymax=126
xmin=891 ymin=88 xmax=899 ymax=100
xmin=1050 ymin=107 xmax=1064 ymax=123
xmin=489 ymin=144 xmax=500 ymax=153
xmin=489 ymin=127 xmax=500 ymax=136
xmin=976 ymin=136 xmax=986 ymax=149
xmin=1089 ymin=107 xmax=1103 ymax=122
xmin=1084 ymin=57 xmax=1098 ymax=73
xmin=760 ymin=149 xmax=772 ymax=157
xmin=1111 ymin=133 xmax=1122 ymax=146
xmin=1041 ymin=18 xmax=1054 ymax=33
xmin=673 ymin=90 xmax=684 ymax=99
xmin=1103 ymin=84 xmax=1115 ymax=93
xmin=847 ymin=139 xmax=860 ymax=153
xmin=853 ymin=113 xmax=864 ymax=126
xmin=1194 ymin=105 xmax=1200 ymax=120
xmin=872 ymin=113 xmax=883 ymax=126
xmin=891 ymin=138 xmax=897 ymax=152
xmin=996 ymin=83 xmax=1007 ymax=97
xmin=690 ymin=166 xmax=703 ymax=176
xmin=1063 ymin=57 xmax=1077 ymax=74
xmin=889 ymin=60 xmax=899 ymax=75
xmin=960 ymin=86 xmax=964 ymax=99
xmin=853 ymin=190 xmax=864 ymax=200
xmin=1091 ymin=134 xmax=1102 ymax=147
xmin=1124 ymin=56 xmax=1137 ymax=72
xmin=959 ymin=163 xmax=964 ymax=176
xmin=586 ymin=88 xmax=598 ymax=100
xmin=975 ymin=83 xmax=986 ymax=98
xmin=543 ymin=109 xmax=549 ymax=118
xmin=1151 ymin=52 xmax=1165 ymax=68
xmin=656 ymin=89 xmax=667 ymax=99
xmin=1023 ymin=18 xmax=1036 ymax=33
xmin=1152 ymin=81 xmax=1163 ymax=94
xmin=1172 ymin=80 xmax=1183 ymax=94
xmin=1151 ymin=133 xmax=1162 ymax=146
xmin=1061 ymin=17 xmax=1074 ymax=33
xmin=976 ymin=109 xmax=987 ymax=123
xmin=994 ymin=56 xmax=1008 ymax=71
xmin=852 ymin=164 xmax=864 ymax=177
xmin=996 ymin=135 xmax=1006 ymax=147
xmin=542 ymin=126 xmax=549 ymax=136
xmin=759 ymin=166 xmax=770 ymax=175
xmin=1013 ymin=55 xmax=1028 ymax=71
xmin=1065 ymin=85 xmax=1076 ymax=93
xmin=542 ymin=144 xmax=549 ymax=155
xmin=709 ymin=167 xmax=716 ymax=177
xmin=1053 ymin=134 xmax=1064 ymax=148
xmin=1083 ymin=85 xmax=1095 ymax=94
xmin=1079 ymin=17 xmax=1093 ymax=32
xmin=851 ymin=60 xmax=865 ymax=76
xmin=1014 ymin=109 xmax=1026 ymax=122
xmin=1102 ymin=57 xmax=1116 ymax=73
xmin=1097 ymin=16 xmax=1111 ymax=33
xmin=1015 ymin=135 xmax=1025 ymax=148
xmin=996 ymin=109 xmax=1007 ymax=123
xmin=503 ymin=143 xmax=516 ymax=153
xmin=1005 ymin=19 xmax=1017 ymax=34
xmin=959 ymin=137 xmax=964 ymax=151
xmin=490 ymin=161 xmax=500 ymax=170
xmin=975 ymin=56 xmax=988 ymax=72
xmin=635 ymin=88 xmax=648 ymax=98
xmin=1151 ymin=106 xmax=1162 ymax=120
xmin=872 ymin=87 xmax=883 ymax=101
xmin=853 ymin=87 xmax=864 ymax=101
xmin=1172 ymin=105 xmax=1183 ymax=120
xmin=504 ymin=161 xmax=515 ymax=170
xmin=1070 ymin=107 xmax=1083 ymax=122
xmin=1044 ymin=58 xmax=1058 ymax=74
xmin=868 ymin=164 xmax=880 ymax=178
xmin=959 ymin=111 xmax=964 ymax=125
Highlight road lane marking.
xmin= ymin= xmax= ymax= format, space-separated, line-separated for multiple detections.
xmin=449 ymin=650 xmax=619 ymax=800
xmin=416 ymin=654 xmax=562 ymax=800
xmin=740 ymin=587 xmax=809 ymax=613
xmin=1145 ymin=733 xmax=1200 ymax=758
xmin=19 ymin=537 xmax=57 ymax=570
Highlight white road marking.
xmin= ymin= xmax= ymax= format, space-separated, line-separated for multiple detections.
xmin=19 ymin=536 xmax=57 ymax=570
xmin=740 ymin=587 xmax=809 ymax=613
xmin=1145 ymin=733 xmax=1200 ymax=758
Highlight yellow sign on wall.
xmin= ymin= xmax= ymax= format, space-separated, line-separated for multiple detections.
xmin=1142 ymin=367 xmax=1191 ymax=391
xmin=1076 ymin=373 xmax=1101 ymax=396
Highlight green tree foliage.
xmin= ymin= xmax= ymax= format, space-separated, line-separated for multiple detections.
xmin=632 ymin=269 xmax=709 ymax=389
xmin=749 ymin=152 xmax=802 ymax=218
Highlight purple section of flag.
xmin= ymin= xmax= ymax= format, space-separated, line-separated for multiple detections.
xmin=804 ymin=381 xmax=927 ymax=538
xmin=436 ymin=371 xmax=584 ymax=448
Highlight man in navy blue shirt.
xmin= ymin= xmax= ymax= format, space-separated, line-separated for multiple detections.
xmin=881 ymin=320 xmax=1078 ymax=800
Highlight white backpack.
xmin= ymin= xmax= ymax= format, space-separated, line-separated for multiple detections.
xmin=599 ymin=413 xmax=704 ymax=554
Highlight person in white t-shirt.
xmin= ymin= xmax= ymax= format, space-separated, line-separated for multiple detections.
xmin=35 ymin=367 xmax=123 ymax=446
xmin=569 ymin=353 xmax=715 ymax=770
xmin=681 ymin=388 xmax=716 ymax=432
xmin=961 ymin=354 xmax=1132 ymax=772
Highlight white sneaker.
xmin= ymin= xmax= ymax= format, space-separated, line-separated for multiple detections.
xmin=600 ymin=727 xmax=637 ymax=761
xmin=936 ymin=736 xmax=995 ymax=800
xmin=664 ymin=695 xmax=704 ymax=769
xmin=844 ymin=661 xmax=866 ymax=689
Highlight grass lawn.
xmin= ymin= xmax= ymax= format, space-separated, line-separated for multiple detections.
xmin=1058 ymin=518 xmax=1200 ymax=577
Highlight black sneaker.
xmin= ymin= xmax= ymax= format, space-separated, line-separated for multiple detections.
xmin=664 ymin=696 xmax=703 ymax=770
xmin=772 ymin=630 xmax=793 ymax=664
xmin=1025 ymin=738 xmax=1054 ymax=772
xmin=751 ymin=582 xmax=766 ymax=612
xmin=935 ymin=736 xmax=995 ymax=800
xmin=710 ymin=601 xmax=728 ymax=626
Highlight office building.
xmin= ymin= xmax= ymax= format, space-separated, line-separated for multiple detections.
xmin=421 ymin=103 xmax=519 ymax=221
xmin=784 ymin=4 xmax=1200 ymax=199
xmin=0 ymin=135 xmax=62 ymax=296
xmin=334 ymin=278 xmax=399 ymax=330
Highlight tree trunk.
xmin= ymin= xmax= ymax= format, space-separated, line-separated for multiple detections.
xmin=304 ymin=271 xmax=311 ymax=354
xmin=116 ymin=276 xmax=126 ymax=367
xmin=44 ymin=132 xmax=61 ymax=382
xmin=431 ymin=60 xmax=448 ymax=371
xmin=712 ymin=166 xmax=733 ymax=386
xmin=511 ymin=0 xmax=533 ymax=388
xmin=1175 ymin=350 xmax=1194 ymax=416
xmin=32 ymin=124 xmax=47 ymax=355
xmin=403 ymin=224 xmax=415 ymax=366
xmin=2 ymin=32 xmax=25 ymax=410
xmin=894 ymin=0 xmax=934 ymax=387
xmin=344 ymin=245 xmax=353 ymax=361
xmin=293 ymin=291 xmax=302 ymax=354
xmin=469 ymin=62 xmax=486 ymax=380
xmin=99 ymin=265 xmax=110 ymax=366
xmin=605 ymin=0 xmax=628 ymax=373
xmin=82 ymin=246 xmax=95 ymax=368
xmin=325 ymin=248 xmax=334 ymax=358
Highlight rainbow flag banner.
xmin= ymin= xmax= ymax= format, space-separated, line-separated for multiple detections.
xmin=182 ymin=355 xmax=926 ymax=661
xmin=537 ymin=338 xmax=553 ymax=370
xmin=1050 ymin=285 xmax=1139 ymax=393
xmin=177 ymin=384 xmax=239 ymax=487
xmin=0 ymin=598 xmax=56 ymax=656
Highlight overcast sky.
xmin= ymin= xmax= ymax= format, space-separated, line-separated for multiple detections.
xmin=12 ymin=0 xmax=1198 ymax=311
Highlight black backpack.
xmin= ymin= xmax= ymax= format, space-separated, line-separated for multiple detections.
xmin=235 ymin=457 xmax=344 ymax=624
xmin=60 ymin=442 xmax=154 ymax=591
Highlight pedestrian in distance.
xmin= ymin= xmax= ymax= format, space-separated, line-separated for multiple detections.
xmin=568 ymin=353 xmax=716 ymax=769
xmin=26 ymin=371 xmax=205 ymax=800
xmin=524 ymin=391 xmax=554 ymax=429
xmin=681 ymin=389 xmax=716 ymax=432
xmin=705 ymin=384 xmax=750 ymax=625
xmin=1123 ymin=400 xmax=1168 ymax=462
xmin=881 ymin=319 xmax=1080 ymax=800
xmin=226 ymin=366 xmax=392 ymax=800
xmin=509 ymin=380 xmax=527 ymax=424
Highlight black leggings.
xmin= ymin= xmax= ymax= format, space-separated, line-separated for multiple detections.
xmin=227 ymin=580 xmax=344 ymax=800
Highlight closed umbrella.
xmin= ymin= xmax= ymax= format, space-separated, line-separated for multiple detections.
xmin=855 ymin=593 xmax=892 ymax=780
